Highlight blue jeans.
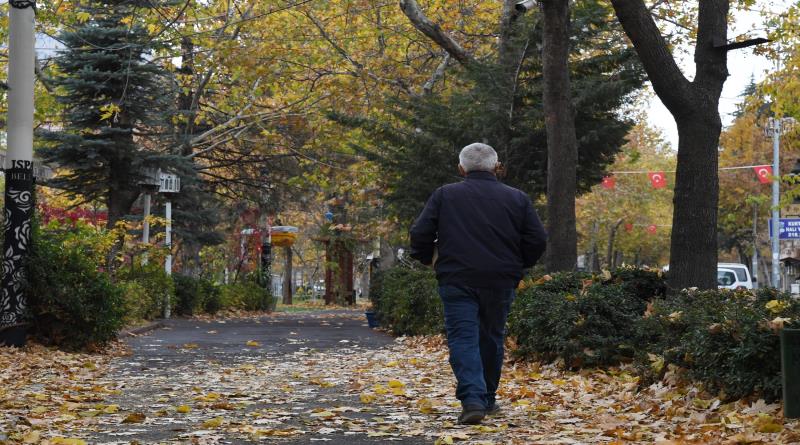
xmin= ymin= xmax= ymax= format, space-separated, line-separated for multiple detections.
xmin=438 ymin=285 xmax=515 ymax=409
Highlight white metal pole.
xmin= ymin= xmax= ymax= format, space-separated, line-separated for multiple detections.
xmin=7 ymin=3 xmax=34 ymax=168
xmin=164 ymin=200 xmax=172 ymax=319
xmin=141 ymin=193 xmax=151 ymax=265
xmin=772 ymin=119 xmax=781 ymax=289
xmin=0 ymin=0 xmax=36 ymax=346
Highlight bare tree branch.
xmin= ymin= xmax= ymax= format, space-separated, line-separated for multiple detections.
xmin=399 ymin=0 xmax=472 ymax=65
xmin=422 ymin=53 xmax=450 ymax=95
xmin=610 ymin=0 xmax=693 ymax=114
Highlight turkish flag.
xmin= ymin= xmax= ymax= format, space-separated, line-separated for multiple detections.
xmin=649 ymin=172 xmax=667 ymax=189
xmin=647 ymin=224 xmax=658 ymax=235
xmin=601 ymin=176 xmax=616 ymax=189
xmin=753 ymin=165 xmax=773 ymax=184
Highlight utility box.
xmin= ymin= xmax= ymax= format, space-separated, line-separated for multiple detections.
xmin=781 ymin=328 xmax=800 ymax=418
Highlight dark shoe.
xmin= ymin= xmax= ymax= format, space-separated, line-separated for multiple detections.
xmin=458 ymin=405 xmax=485 ymax=425
xmin=486 ymin=402 xmax=500 ymax=415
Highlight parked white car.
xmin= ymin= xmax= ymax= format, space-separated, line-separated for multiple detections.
xmin=662 ymin=263 xmax=754 ymax=290
xmin=717 ymin=263 xmax=754 ymax=290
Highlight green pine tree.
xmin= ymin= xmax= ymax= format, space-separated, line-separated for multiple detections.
xmin=39 ymin=0 xmax=174 ymax=228
xmin=334 ymin=1 xmax=645 ymax=224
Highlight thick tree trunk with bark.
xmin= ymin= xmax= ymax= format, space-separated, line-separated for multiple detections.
xmin=670 ymin=114 xmax=721 ymax=289
xmin=177 ymin=37 xmax=204 ymax=278
xmin=606 ymin=218 xmax=624 ymax=269
xmin=611 ymin=0 xmax=728 ymax=289
xmin=106 ymin=153 xmax=140 ymax=230
xmin=542 ymin=0 xmax=578 ymax=272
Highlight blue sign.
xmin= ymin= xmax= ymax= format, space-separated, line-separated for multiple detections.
xmin=769 ymin=218 xmax=800 ymax=239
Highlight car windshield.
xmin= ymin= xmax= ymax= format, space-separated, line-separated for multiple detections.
xmin=718 ymin=270 xmax=737 ymax=286
xmin=730 ymin=267 xmax=747 ymax=281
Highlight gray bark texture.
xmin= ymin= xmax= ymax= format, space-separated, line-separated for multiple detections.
xmin=542 ymin=0 xmax=578 ymax=272
xmin=611 ymin=0 xmax=728 ymax=290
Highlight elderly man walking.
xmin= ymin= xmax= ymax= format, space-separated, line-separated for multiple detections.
xmin=409 ymin=143 xmax=547 ymax=424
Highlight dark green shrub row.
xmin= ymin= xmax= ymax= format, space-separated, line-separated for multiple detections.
xmin=370 ymin=265 xmax=443 ymax=336
xmin=173 ymin=274 xmax=223 ymax=315
xmin=219 ymin=276 xmax=275 ymax=311
xmin=26 ymin=225 xmax=126 ymax=350
xmin=508 ymin=268 xmax=665 ymax=368
xmin=117 ymin=262 xmax=175 ymax=321
xmin=24 ymin=221 xmax=274 ymax=350
xmin=635 ymin=287 xmax=800 ymax=402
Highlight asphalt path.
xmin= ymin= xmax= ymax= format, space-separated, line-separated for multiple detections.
xmin=86 ymin=310 xmax=432 ymax=445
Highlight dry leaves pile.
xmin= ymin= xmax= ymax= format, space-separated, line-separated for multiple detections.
xmin=3 ymin=314 xmax=800 ymax=444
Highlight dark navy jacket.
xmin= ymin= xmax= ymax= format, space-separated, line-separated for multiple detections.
xmin=409 ymin=171 xmax=547 ymax=289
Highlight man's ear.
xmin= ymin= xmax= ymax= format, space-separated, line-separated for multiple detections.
xmin=458 ymin=165 xmax=466 ymax=177
xmin=495 ymin=162 xmax=506 ymax=178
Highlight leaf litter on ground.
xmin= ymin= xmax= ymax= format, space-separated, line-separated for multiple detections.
xmin=2 ymin=312 xmax=800 ymax=444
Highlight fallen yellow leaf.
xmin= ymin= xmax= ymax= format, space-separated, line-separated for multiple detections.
xmin=122 ymin=412 xmax=146 ymax=423
xmin=21 ymin=431 xmax=40 ymax=444
xmin=51 ymin=438 xmax=87 ymax=445
xmin=202 ymin=416 xmax=224 ymax=428
xmin=176 ymin=405 xmax=191 ymax=414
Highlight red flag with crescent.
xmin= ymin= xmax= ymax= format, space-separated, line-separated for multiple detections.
xmin=647 ymin=224 xmax=658 ymax=234
xmin=601 ymin=176 xmax=615 ymax=189
xmin=649 ymin=171 xmax=667 ymax=189
xmin=753 ymin=165 xmax=773 ymax=184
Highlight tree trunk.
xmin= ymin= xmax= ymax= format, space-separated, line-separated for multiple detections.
xmin=106 ymin=178 xmax=139 ymax=229
xmin=610 ymin=0 xmax=729 ymax=289
xmin=283 ymin=246 xmax=293 ymax=305
xmin=606 ymin=218 xmax=624 ymax=269
xmin=668 ymin=115 xmax=721 ymax=289
xmin=175 ymin=36 xmax=204 ymax=278
xmin=542 ymin=0 xmax=578 ymax=272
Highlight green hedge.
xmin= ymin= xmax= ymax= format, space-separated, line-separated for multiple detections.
xmin=370 ymin=265 xmax=443 ymax=336
xmin=219 ymin=275 xmax=274 ymax=311
xmin=635 ymin=287 xmax=800 ymax=402
xmin=368 ymin=263 xmax=800 ymax=402
xmin=26 ymin=225 xmax=126 ymax=350
xmin=508 ymin=268 xmax=665 ymax=368
xmin=173 ymin=274 xmax=223 ymax=315
xmin=116 ymin=262 xmax=175 ymax=321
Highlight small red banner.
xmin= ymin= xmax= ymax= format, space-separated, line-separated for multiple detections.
xmin=753 ymin=165 xmax=773 ymax=184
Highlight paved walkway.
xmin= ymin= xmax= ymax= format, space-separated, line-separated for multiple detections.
xmin=86 ymin=310 xmax=430 ymax=444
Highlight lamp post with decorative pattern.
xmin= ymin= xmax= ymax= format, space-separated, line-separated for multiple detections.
xmin=0 ymin=0 xmax=36 ymax=346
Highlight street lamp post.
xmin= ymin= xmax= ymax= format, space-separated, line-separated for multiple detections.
xmin=0 ymin=0 xmax=36 ymax=347
xmin=766 ymin=117 xmax=797 ymax=289
xmin=138 ymin=168 xmax=161 ymax=265
xmin=159 ymin=172 xmax=180 ymax=318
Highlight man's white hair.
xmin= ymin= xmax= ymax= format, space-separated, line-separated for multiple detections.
xmin=459 ymin=143 xmax=498 ymax=173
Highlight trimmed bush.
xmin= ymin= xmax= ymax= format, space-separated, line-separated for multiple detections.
xmin=370 ymin=265 xmax=442 ymax=336
xmin=508 ymin=269 xmax=666 ymax=368
xmin=635 ymin=287 xmax=800 ymax=402
xmin=116 ymin=262 xmax=175 ymax=320
xmin=26 ymin=225 xmax=126 ymax=350
xmin=220 ymin=278 xmax=273 ymax=311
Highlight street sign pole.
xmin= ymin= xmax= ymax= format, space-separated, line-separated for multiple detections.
xmin=163 ymin=200 xmax=172 ymax=319
xmin=772 ymin=118 xmax=781 ymax=289
xmin=0 ymin=0 xmax=36 ymax=347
